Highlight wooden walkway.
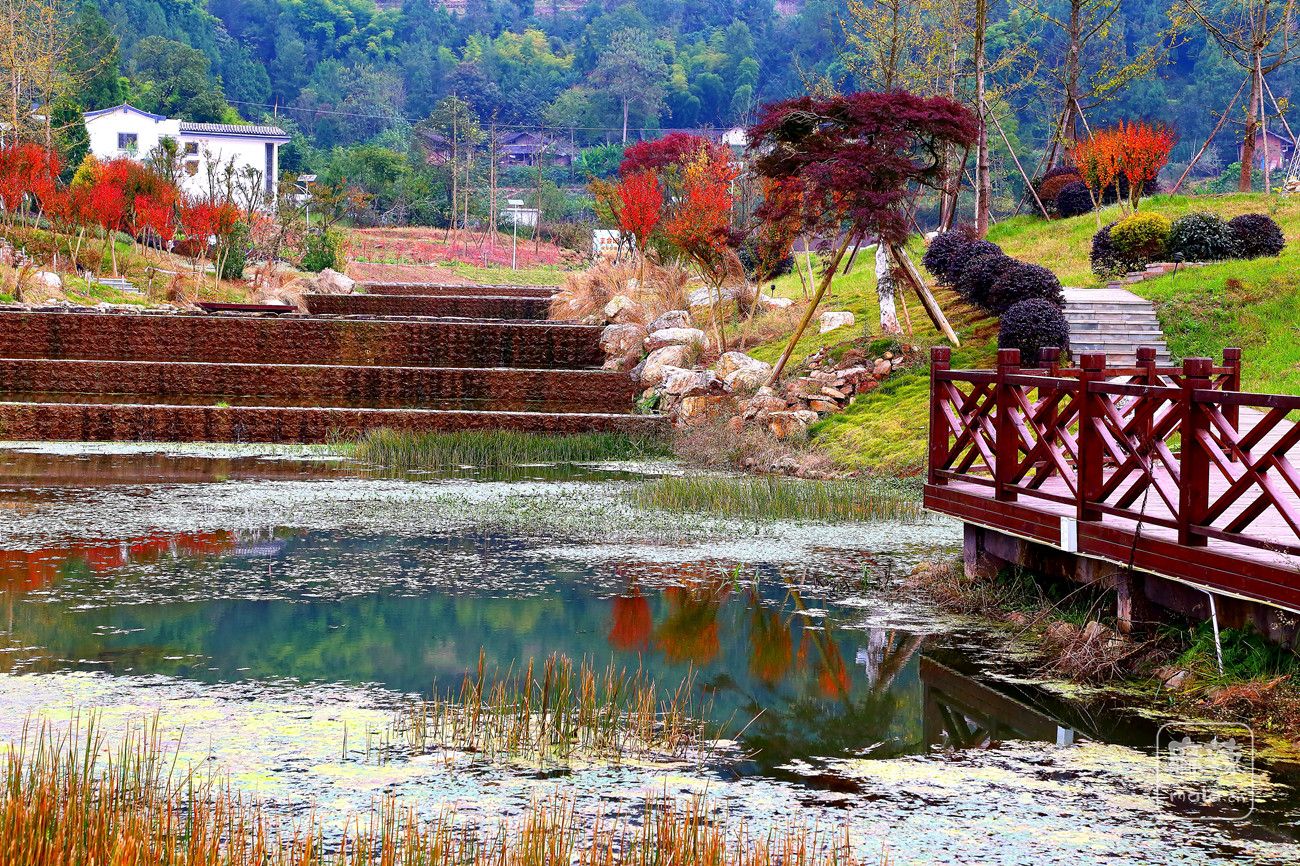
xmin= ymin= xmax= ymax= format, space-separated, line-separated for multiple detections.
xmin=923 ymin=347 xmax=1300 ymax=611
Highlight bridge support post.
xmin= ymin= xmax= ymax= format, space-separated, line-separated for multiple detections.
xmin=1223 ymin=347 xmax=1243 ymax=463
xmin=1076 ymin=353 xmax=1106 ymax=521
xmin=1178 ymin=357 xmax=1214 ymax=547
xmin=994 ymin=349 xmax=1020 ymax=502
xmin=929 ymin=347 xmax=951 ymax=486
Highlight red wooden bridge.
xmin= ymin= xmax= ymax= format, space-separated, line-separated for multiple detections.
xmin=924 ymin=346 xmax=1300 ymax=613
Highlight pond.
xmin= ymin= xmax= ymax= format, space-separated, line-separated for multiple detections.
xmin=1 ymin=442 xmax=1298 ymax=864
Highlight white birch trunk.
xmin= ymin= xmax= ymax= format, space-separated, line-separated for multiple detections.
xmin=876 ymin=244 xmax=901 ymax=335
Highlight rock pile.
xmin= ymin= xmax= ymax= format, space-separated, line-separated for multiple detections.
xmin=596 ymin=301 xmax=916 ymax=437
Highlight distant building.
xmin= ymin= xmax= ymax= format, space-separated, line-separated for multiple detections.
xmin=82 ymin=104 xmax=289 ymax=204
xmin=418 ymin=128 xmax=576 ymax=167
xmin=1240 ymin=129 xmax=1293 ymax=174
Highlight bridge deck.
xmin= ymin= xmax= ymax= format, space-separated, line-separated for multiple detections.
xmin=924 ymin=347 xmax=1300 ymax=612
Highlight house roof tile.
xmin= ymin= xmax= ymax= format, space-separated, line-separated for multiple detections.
xmin=179 ymin=121 xmax=289 ymax=139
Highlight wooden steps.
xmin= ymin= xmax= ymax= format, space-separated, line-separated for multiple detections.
xmin=0 ymin=284 xmax=658 ymax=444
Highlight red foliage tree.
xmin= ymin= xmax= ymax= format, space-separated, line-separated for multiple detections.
xmin=620 ymin=132 xmax=725 ymax=177
xmin=616 ymin=170 xmax=663 ymax=282
xmin=0 ymin=143 xmax=63 ymax=227
xmin=1070 ymin=121 xmax=1176 ymax=212
xmin=747 ymin=90 xmax=978 ymax=380
xmin=179 ymin=197 xmax=240 ymax=282
xmin=663 ymin=145 xmax=740 ymax=349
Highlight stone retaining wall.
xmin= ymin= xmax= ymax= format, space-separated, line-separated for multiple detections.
xmin=0 ymin=311 xmax=603 ymax=369
xmin=304 ymin=293 xmax=551 ymax=319
xmin=0 ymin=359 xmax=636 ymax=413
xmin=361 ymin=283 xmax=557 ymax=299
xmin=0 ymin=402 xmax=663 ymax=442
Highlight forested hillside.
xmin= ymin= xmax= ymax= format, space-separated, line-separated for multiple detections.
xmin=41 ymin=0 xmax=1300 ymax=227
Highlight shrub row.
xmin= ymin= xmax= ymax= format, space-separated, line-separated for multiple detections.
xmin=922 ymin=228 xmax=1070 ymax=366
xmin=1090 ymin=210 xmax=1284 ymax=278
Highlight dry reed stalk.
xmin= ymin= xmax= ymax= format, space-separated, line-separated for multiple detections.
xmin=1 ymin=716 xmax=872 ymax=866
xmin=385 ymin=654 xmax=719 ymax=768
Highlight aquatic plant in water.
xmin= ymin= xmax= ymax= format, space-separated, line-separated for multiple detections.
xmin=630 ymin=476 xmax=924 ymax=523
xmin=0 ymin=714 xmax=868 ymax=866
xmin=387 ymin=653 xmax=722 ymax=767
xmin=350 ymin=429 xmax=672 ymax=470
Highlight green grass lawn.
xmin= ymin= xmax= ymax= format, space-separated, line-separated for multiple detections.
xmin=441 ymin=260 xmax=572 ymax=286
xmin=764 ymin=192 xmax=1300 ymax=475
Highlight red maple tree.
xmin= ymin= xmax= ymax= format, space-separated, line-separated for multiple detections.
xmin=616 ymin=170 xmax=663 ymax=283
xmin=1070 ymin=121 xmax=1175 ymax=212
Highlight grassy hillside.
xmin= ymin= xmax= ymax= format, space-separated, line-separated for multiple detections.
xmin=754 ymin=193 xmax=1300 ymax=476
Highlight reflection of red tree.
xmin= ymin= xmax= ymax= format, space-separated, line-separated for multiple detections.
xmin=748 ymin=595 xmax=793 ymax=687
xmin=0 ymin=531 xmax=236 ymax=593
xmin=655 ymin=580 xmax=729 ymax=665
xmin=608 ymin=593 xmax=653 ymax=651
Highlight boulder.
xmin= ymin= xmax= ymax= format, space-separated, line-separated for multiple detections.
xmin=807 ymin=398 xmax=840 ymax=413
xmin=659 ymin=366 xmax=722 ymax=397
xmin=767 ymin=409 xmax=819 ymax=440
xmin=873 ymin=358 xmax=892 ymax=377
xmin=724 ymin=367 xmax=771 ymax=393
xmin=676 ymin=395 xmax=736 ymax=425
xmin=688 ymin=285 xmax=740 ymax=308
xmin=715 ymin=351 xmax=772 ymax=381
xmin=644 ymin=327 xmax=707 ymax=352
xmin=818 ymin=310 xmax=855 ymax=333
xmin=760 ymin=295 xmax=794 ymax=309
xmin=648 ymin=310 xmax=692 ymax=332
xmin=31 ymin=271 xmax=62 ymax=290
xmin=600 ymin=323 xmax=647 ymax=371
xmin=743 ymin=392 xmax=788 ymax=421
xmin=312 ymin=268 xmax=355 ymax=295
xmin=634 ymin=344 xmax=692 ymax=387
xmin=603 ymin=294 xmax=645 ymax=324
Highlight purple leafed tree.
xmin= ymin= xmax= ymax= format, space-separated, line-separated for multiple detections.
xmin=747 ymin=90 xmax=978 ymax=381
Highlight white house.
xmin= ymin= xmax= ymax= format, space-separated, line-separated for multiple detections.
xmin=83 ymin=104 xmax=289 ymax=205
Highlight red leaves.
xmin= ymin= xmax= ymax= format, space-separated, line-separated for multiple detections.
xmin=133 ymin=192 xmax=177 ymax=242
xmin=616 ymin=171 xmax=662 ymax=252
xmin=1069 ymin=121 xmax=1176 ymax=210
xmin=663 ymin=149 xmax=736 ymax=264
xmin=179 ymin=199 xmax=239 ymax=247
xmin=620 ymin=133 xmax=729 ymax=178
xmin=746 ymin=91 xmax=978 ymax=245
xmin=0 ymin=143 xmax=62 ymax=213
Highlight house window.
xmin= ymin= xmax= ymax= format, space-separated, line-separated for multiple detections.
xmin=117 ymin=133 xmax=137 ymax=153
xmin=265 ymin=143 xmax=274 ymax=194
xmin=184 ymin=142 xmax=198 ymax=156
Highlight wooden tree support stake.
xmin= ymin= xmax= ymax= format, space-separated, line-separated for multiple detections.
xmin=1172 ymin=78 xmax=1247 ymax=195
xmin=984 ymin=100 xmax=1050 ymax=220
xmin=890 ymin=244 xmax=960 ymax=347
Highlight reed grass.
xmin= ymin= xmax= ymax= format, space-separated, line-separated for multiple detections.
xmin=630 ymin=475 xmax=924 ymax=523
xmin=386 ymin=653 xmax=717 ymax=766
xmin=350 ymin=429 xmax=671 ymax=470
xmin=0 ymin=715 xmax=870 ymax=866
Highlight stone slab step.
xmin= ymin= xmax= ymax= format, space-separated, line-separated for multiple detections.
xmin=0 ymin=401 xmax=666 ymax=444
xmin=360 ymin=283 xmax=557 ymax=299
xmin=0 ymin=359 xmax=638 ymax=415
xmin=304 ymin=293 xmax=551 ymax=320
xmin=0 ymin=310 xmax=605 ymax=370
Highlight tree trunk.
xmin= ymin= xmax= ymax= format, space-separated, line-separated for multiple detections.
xmin=875 ymin=244 xmax=901 ymax=335
xmin=1241 ymin=57 xmax=1261 ymax=193
xmin=973 ymin=0 xmax=991 ymax=237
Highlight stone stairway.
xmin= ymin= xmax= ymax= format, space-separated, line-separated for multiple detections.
xmin=1062 ymin=286 xmax=1172 ymax=366
xmin=0 ymin=284 xmax=659 ymax=444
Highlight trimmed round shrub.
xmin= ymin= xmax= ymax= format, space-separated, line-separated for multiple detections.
xmin=1040 ymin=163 xmax=1082 ymax=184
xmin=1109 ymin=212 xmax=1171 ymax=268
xmin=986 ymin=260 xmax=1064 ymax=313
xmin=1037 ymin=171 xmax=1083 ymax=215
xmin=921 ymin=230 xmax=974 ymax=284
xmin=1228 ymin=213 xmax=1285 ymax=259
xmin=999 ymin=298 xmax=1071 ymax=366
xmin=945 ymin=238 xmax=1003 ymax=286
xmin=1167 ymin=212 xmax=1238 ymax=262
xmin=1090 ymin=222 xmax=1133 ymax=278
xmin=955 ymin=251 xmax=1014 ymax=311
xmin=1055 ymin=181 xmax=1094 ymax=218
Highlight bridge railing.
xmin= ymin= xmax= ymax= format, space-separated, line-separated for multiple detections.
xmin=928 ymin=345 xmax=1300 ymax=557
